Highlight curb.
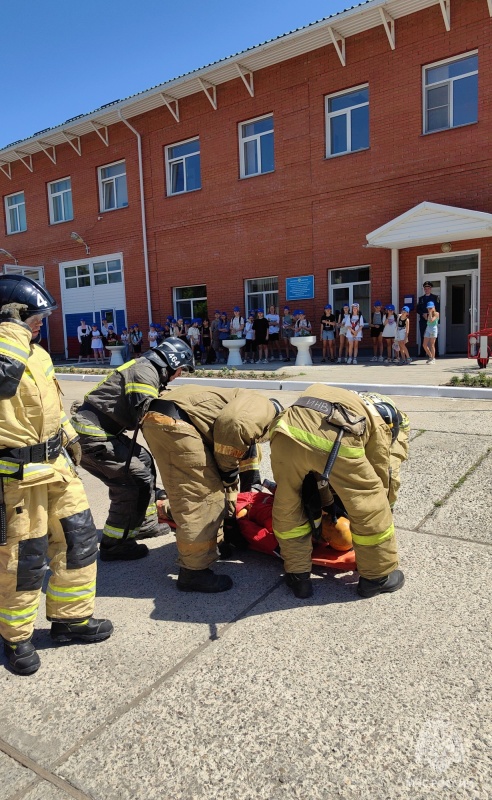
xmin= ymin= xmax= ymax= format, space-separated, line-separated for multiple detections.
xmin=55 ymin=372 xmax=492 ymax=399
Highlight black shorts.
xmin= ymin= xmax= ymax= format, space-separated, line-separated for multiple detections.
xmin=269 ymin=333 xmax=279 ymax=342
xmin=132 ymin=344 xmax=142 ymax=353
xmin=370 ymin=326 xmax=384 ymax=338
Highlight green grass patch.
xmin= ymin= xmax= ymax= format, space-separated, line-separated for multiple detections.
xmin=448 ymin=372 xmax=492 ymax=388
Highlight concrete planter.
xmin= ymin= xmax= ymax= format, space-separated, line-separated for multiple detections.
xmin=292 ymin=335 xmax=316 ymax=366
xmin=222 ymin=338 xmax=246 ymax=366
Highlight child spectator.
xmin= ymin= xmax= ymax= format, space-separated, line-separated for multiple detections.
xmin=423 ymin=301 xmax=439 ymax=364
xmin=211 ymin=310 xmax=222 ymax=363
xmin=382 ymin=304 xmax=397 ymax=362
xmin=345 ymin=303 xmax=364 ymax=364
xmin=77 ymin=319 xmax=92 ymax=363
xmin=187 ymin=319 xmax=202 ymax=363
xmin=106 ymin=324 xmax=119 ymax=346
xmin=201 ymin=318 xmax=214 ymax=364
xmin=218 ymin=312 xmax=230 ymax=363
xmin=252 ymin=309 xmax=269 ymax=363
xmin=370 ymin=301 xmax=384 ymax=362
xmin=120 ymin=327 xmax=131 ymax=362
xmin=336 ymin=303 xmax=351 ymax=363
xmin=266 ymin=305 xmax=281 ymax=361
xmin=244 ymin=313 xmax=257 ymax=363
xmin=320 ymin=304 xmax=336 ymax=363
xmin=281 ymin=306 xmax=295 ymax=362
xmin=230 ymin=306 xmax=245 ymax=336
xmin=294 ymin=310 xmax=312 ymax=336
xmin=90 ymin=324 xmax=105 ymax=365
xmin=395 ymin=306 xmax=411 ymax=364
xmin=130 ymin=324 xmax=143 ymax=356
xmin=148 ymin=324 xmax=159 ymax=349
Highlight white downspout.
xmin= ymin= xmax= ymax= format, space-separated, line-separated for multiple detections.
xmin=117 ymin=111 xmax=152 ymax=327
xmin=391 ymin=248 xmax=399 ymax=310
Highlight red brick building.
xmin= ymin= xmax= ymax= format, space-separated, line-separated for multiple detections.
xmin=0 ymin=0 xmax=491 ymax=357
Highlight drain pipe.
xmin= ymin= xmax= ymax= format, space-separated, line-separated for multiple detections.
xmin=118 ymin=111 xmax=152 ymax=327
xmin=391 ymin=248 xmax=399 ymax=310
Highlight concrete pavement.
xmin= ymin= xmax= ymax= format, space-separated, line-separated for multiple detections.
xmin=1 ymin=381 xmax=491 ymax=800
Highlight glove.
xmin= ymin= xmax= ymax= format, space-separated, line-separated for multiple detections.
xmin=218 ymin=467 xmax=239 ymax=488
xmin=66 ymin=440 xmax=82 ymax=466
xmin=0 ymin=303 xmax=30 ymax=326
xmin=222 ymin=517 xmax=249 ymax=551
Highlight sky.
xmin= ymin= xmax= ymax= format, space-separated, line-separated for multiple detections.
xmin=0 ymin=0 xmax=352 ymax=149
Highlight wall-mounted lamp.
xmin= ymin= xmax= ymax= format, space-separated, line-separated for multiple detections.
xmin=70 ymin=231 xmax=90 ymax=255
xmin=441 ymin=242 xmax=452 ymax=253
xmin=0 ymin=248 xmax=18 ymax=265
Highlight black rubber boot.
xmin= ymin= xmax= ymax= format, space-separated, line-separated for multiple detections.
xmin=177 ymin=567 xmax=233 ymax=593
xmin=357 ymin=569 xmax=405 ymax=598
xmin=50 ymin=617 xmax=114 ymax=643
xmin=135 ymin=522 xmax=171 ymax=540
xmin=99 ymin=537 xmax=149 ymax=561
xmin=2 ymin=637 xmax=40 ymax=675
xmin=285 ymin=572 xmax=313 ymax=599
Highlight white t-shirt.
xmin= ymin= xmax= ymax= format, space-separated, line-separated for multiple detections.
xmin=187 ymin=326 xmax=200 ymax=345
xmin=148 ymin=330 xmax=158 ymax=348
xmin=266 ymin=314 xmax=280 ymax=334
xmin=244 ymin=321 xmax=255 ymax=340
xmin=230 ymin=315 xmax=244 ymax=334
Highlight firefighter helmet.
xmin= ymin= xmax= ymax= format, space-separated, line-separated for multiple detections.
xmin=373 ymin=400 xmax=401 ymax=442
xmin=0 ymin=273 xmax=57 ymax=320
xmin=144 ymin=336 xmax=195 ymax=374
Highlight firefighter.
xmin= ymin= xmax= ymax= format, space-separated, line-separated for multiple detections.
xmin=141 ymin=386 xmax=282 ymax=592
xmin=71 ymin=338 xmax=195 ymax=561
xmin=269 ymin=384 xmax=409 ymax=599
xmin=0 ymin=274 xmax=113 ymax=676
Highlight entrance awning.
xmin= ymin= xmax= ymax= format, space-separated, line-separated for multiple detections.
xmin=366 ymin=202 xmax=492 ymax=249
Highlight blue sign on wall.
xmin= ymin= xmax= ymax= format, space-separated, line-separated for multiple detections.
xmin=286 ymin=275 xmax=315 ymax=301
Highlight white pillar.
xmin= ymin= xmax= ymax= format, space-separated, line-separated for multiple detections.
xmin=391 ymin=248 xmax=399 ymax=310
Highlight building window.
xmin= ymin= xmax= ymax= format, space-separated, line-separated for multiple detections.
xmin=64 ymin=264 xmax=91 ymax=290
xmin=5 ymin=191 xmax=27 ymax=234
xmin=93 ymin=258 xmax=123 ymax=286
xmin=329 ymin=266 xmax=370 ymax=322
xmin=48 ymin=178 xmax=73 ymax=224
xmin=239 ymin=115 xmax=274 ymax=178
xmin=98 ymin=161 xmax=128 ymax=212
xmin=326 ymin=85 xmax=369 ymax=157
xmin=424 ymin=52 xmax=478 ymax=133
xmin=174 ymin=285 xmax=208 ymax=322
xmin=165 ymin=138 xmax=201 ymax=195
xmin=245 ymin=276 xmax=278 ymax=314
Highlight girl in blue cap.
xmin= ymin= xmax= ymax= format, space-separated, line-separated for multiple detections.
xmin=370 ymin=301 xmax=384 ymax=361
xmin=395 ymin=306 xmax=411 ymax=364
xmin=382 ymin=304 xmax=397 ymax=362
xmin=423 ymin=301 xmax=439 ymax=364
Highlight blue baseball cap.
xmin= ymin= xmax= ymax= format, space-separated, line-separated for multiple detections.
xmin=214 ymin=310 xmax=221 ymax=314
xmin=374 ymin=300 xmax=382 ymax=307
xmin=256 ymin=308 xmax=264 ymax=314
xmin=284 ymin=305 xmax=290 ymax=311
xmin=426 ymin=301 xmax=435 ymax=309
xmin=324 ymin=304 xmax=332 ymax=310
xmin=401 ymin=306 xmax=410 ymax=313
xmin=386 ymin=304 xmax=395 ymax=311
xmin=108 ymin=324 xmax=114 ymax=329
xmin=233 ymin=306 xmax=240 ymax=312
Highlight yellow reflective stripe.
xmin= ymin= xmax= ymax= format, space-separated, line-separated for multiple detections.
xmin=71 ymin=419 xmax=114 ymax=439
xmin=124 ymin=383 xmax=158 ymax=398
xmin=0 ymin=601 xmax=40 ymax=625
xmin=272 ymin=418 xmax=365 ymax=458
xmin=0 ymin=339 xmax=29 ymax=365
xmin=351 ymin=523 xmax=395 ymax=547
xmin=274 ymin=521 xmax=312 ymax=540
xmin=103 ymin=524 xmax=137 ymax=539
xmin=239 ymin=458 xmax=260 ymax=472
xmin=214 ymin=442 xmax=247 ymax=459
xmin=117 ymin=360 xmax=136 ymax=373
xmin=45 ymin=364 xmax=54 ymax=378
xmin=46 ymin=581 xmax=96 ymax=602
xmin=145 ymin=503 xmax=157 ymax=517
xmin=24 ymin=368 xmax=35 ymax=383
xmin=0 ymin=460 xmax=21 ymax=474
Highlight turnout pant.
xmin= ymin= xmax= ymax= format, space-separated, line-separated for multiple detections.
xmin=80 ymin=434 xmax=158 ymax=541
xmin=142 ymin=412 xmax=228 ymax=570
xmin=270 ymin=431 xmax=398 ymax=580
xmin=0 ymin=465 xmax=98 ymax=643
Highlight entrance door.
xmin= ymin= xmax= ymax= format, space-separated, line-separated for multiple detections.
xmin=446 ymin=275 xmax=471 ymax=353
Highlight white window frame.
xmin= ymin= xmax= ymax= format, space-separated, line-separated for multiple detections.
xmin=173 ymin=284 xmax=207 ymax=321
xmin=422 ymin=50 xmax=478 ymax=134
xmin=244 ymin=276 xmax=279 ymax=314
xmin=92 ymin=258 xmax=123 ymax=287
xmin=63 ymin=263 xmax=92 ymax=290
xmin=329 ymin=266 xmax=370 ymax=324
xmin=325 ymin=84 xmax=369 ymax=158
xmin=165 ymin=137 xmax=201 ymax=196
xmin=239 ymin=114 xmax=274 ymax=179
xmin=98 ymin=160 xmax=128 ymax=212
xmin=62 ymin=255 xmax=123 ymax=291
xmin=5 ymin=191 xmax=27 ymax=234
xmin=48 ymin=177 xmax=73 ymax=225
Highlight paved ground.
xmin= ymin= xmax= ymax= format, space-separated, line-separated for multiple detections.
xmin=1 ymin=377 xmax=491 ymax=800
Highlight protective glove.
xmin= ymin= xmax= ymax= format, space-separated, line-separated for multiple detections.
xmin=66 ymin=440 xmax=82 ymax=466
xmin=0 ymin=303 xmax=30 ymax=326
xmin=218 ymin=466 xmax=239 ymax=488
xmin=222 ymin=517 xmax=249 ymax=551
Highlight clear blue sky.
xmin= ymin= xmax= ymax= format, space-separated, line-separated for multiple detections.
xmin=0 ymin=0 xmax=350 ymax=149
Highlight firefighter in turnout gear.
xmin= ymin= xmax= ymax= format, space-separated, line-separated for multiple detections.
xmin=269 ymin=385 xmax=409 ymax=600
xmin=0 ymin=274 xmax=112 ymax=676
xmin=71 ymin=338 xmax=194 ymax=562
xmin=141 ymin=386 xmax=282 ymax=593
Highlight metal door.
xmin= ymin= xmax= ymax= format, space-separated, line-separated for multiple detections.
xmin=445 ymin=275 xmax=471 ymax=353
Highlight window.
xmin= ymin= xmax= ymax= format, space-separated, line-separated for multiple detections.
xmin=165 ymin=138 xmax=201 ymax=195
xmin=424 ymin=52 xmax=478 ymax=133
xmin=329 ymin=266 xmax=370 ymax=322
xmin=5 ymin=191 xmax=27 ymax=234
xmin=245 ymin=276 xmax=278 ymax=314
xmin=93 ymin=258 xmax=123 ymax=286
xmin=48 ymin=177 xmax=73 ymax=224
xmin=63 ymin=257 xmax=122 ymax=289
xmin=64 ymin=264 xmax=91 ymax=289
xmin=239 ymin=115 xmax=274 ymax=178
xmin=174 ymin=285 xmax=208 ymax=322
xmin=98 ymin=161 xmax=128 ymax=211
xmin=326 ymin=85 xmax=369 ymax=157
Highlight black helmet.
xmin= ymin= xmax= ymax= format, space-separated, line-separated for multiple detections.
xmin=144 ymin=336 xmax=195 ymax=374
xmin=0 ymin=274 xmax=57 ymax=320
xmin=373 ymin=400 xmax=401 ymax=442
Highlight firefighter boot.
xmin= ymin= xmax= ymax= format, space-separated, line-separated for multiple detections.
xmin=177 ymin=568 xmax=233 ymax=593
xmin=99 ymin=535 xmax=149 ymax=561
xmin=135 ymin=522 xmax=172 ymax=540
xmin=357 ymin=569 xmax=405 ymax=598
xmin=2 ymin=637 xmax=40 ymax=676
xmin=50 ymin=617 xmax=114 ymax=643
xmin=285 ymin=572 xmax=313 ymax=599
